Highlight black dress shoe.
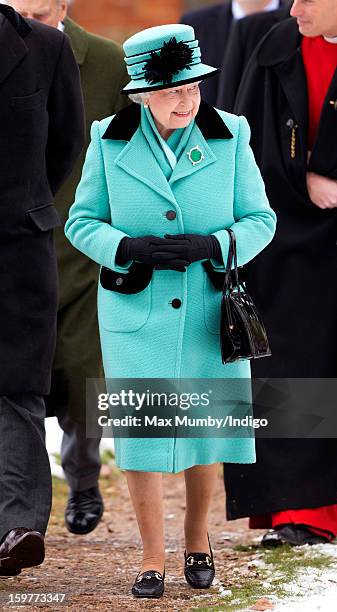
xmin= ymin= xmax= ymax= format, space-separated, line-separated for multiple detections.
xmin=184 ymin=534 xmax=215 ymax=589
xmin=131 ymin=569 xmax=165 ymax=598
xmin=65 ymin=486 xmax=104 ymax=535
xmin=262 ymin=524 xmax=331 ymax=547
xmin=0 ymin=528 xmax=44 ymax=576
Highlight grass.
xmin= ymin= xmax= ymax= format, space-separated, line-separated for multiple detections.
xmin=50 ymin=477 xmax=69 ymax=523
xmin=193 ymin=577 xmax=285 ymax=611
xmin=100 ymin=448 xmax=115 ymax=465
xmin=193 ymin=541 xmax=336 ymax=611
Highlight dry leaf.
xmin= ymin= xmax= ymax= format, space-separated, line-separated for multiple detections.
xmin=250 ymin=597 xmax=275 ymax=610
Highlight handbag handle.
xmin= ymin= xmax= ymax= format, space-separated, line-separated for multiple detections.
xmin=224 ymin=229 xmax=240 ymax=292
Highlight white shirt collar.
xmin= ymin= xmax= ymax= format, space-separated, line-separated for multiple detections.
xmin=57 ymin=21 xmax=64 ymax=32
xmin=324 ymin=35 xmax=337 ymax=44
xmin=232 ymin=0 xmax=280 ymax=21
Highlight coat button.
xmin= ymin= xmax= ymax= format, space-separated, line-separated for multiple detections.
xmin=171 ymin=298 xmax=181 ymax=309
xmin=165 ymin=210 xmax=176 ymax=220
xmin=116 ymin=277 xmax=123 ymax=286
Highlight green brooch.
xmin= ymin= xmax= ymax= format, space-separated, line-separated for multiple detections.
xmin=187 ymin=145 xmax=205 ymax=166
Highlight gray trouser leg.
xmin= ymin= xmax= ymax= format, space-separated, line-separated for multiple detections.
xmin=0 ymin=394 xmax=52 ymax=543
xmin=58 ymin=413 xmax=101 ymax=492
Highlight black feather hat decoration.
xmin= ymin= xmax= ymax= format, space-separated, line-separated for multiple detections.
xmin=143 ymin=37 xmax=194 ymax=85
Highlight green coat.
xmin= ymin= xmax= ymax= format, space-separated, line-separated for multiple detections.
xmin=48 ymin=17 xmax=129 ymax=421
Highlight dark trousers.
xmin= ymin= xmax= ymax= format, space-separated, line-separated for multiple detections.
xmin=0 ymin=394 xmax=52 ymax=542
xmin=58 ymin=412 xmax=101 ymax=492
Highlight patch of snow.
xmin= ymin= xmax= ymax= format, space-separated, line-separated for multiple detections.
xmin=262 ymin=581 xmax=273 ymax=589
xmin=49 ymin=456 xmax=65 ymax=479
xmin=248 ymin=559 xmax=267 ymax=569
xmin=272 ymin=545 xmax=337 ymax=612
xmin=212 ymin=577 xmax=233 ymax=597
xmin=308 ymin=542 xmax=337 ymax=557
xmin=221 ymin=530 xmax=242 ymax=540
xmin=219 ymin=587 xmax=232 ymax=597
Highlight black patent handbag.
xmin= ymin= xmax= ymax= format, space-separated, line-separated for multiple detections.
xmin=219 ymin=228 xmax=271 ymax=364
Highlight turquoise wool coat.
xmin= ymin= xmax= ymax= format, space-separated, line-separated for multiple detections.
xmin=65 ymin=101 xmax=276 ymax=473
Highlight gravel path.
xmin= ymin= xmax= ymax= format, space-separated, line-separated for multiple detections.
xmin=0 ymin=468 xmax=266 ymax=611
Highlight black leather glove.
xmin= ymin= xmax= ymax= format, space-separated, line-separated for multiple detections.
xmin=115 ymin=236 xmax=190 ymax=272
xmin=161 ymin=233 xmax=223 ymax=265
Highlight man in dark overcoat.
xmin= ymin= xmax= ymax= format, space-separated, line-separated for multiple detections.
xmin=224 ymin=0 xmax=337 ymax=545
xmin=55 ymin=11 xmax=128 ymax=536
xmin=0 ymin=3 xmax=84 ymax=575
xmin=10 ymin=0 xmax=129 ymax=536
xmin=180 ymin=0 xmax=286 ymax=106
xmin=53 ymin=6 xmax=128 ymax=535
xmin=216 ymin=2 xmax=291 ymax=111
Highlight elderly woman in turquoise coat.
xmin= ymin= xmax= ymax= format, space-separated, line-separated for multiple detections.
xmin=65 ymin=24 xmax=276 ymax=598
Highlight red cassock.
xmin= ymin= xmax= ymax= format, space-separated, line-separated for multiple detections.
xmin=250 ymin=506 xmax=337 ymax=540
xmin=251 ymin=35 xmax=337 ymax=540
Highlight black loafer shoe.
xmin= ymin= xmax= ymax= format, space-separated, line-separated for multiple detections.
xmin=262 ymin=525 xmax=331 ymax=547
xmin=65 ymin=486 xmax=104 ymax=535
xmin=0 ymin=528 xmax=44 ymax=576
xmin=131 ymin=569 xmax=165 ymax=598
xmin=184 ymin=534 xmax=215 ymax=589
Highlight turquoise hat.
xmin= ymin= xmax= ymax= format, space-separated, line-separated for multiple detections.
xmin=121 ymin=24 xmax=219 ymax=95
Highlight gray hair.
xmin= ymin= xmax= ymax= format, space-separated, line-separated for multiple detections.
xmin=128 ymin=92 xmax=153 ymax=105
xmin=128 ymin=81 xmax=202 ymax=105
xmin=128 ymin=80 xmax=201 ymax=104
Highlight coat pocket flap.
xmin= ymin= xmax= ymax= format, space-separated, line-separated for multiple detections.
xmin=27 ymin=204 xmax=62 ymax=231
xmin=100 ymin=262 xmax=153 ymax=294
xmin=10 ymin=90 xmax=42 ymax=112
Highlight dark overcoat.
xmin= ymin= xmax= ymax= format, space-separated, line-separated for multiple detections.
xmin=216 ymin=4 xmax=291 ymax=112
xmin=0 ymin=5 xmax=84 ymax=395
xmin=224 ymin=18 xmax=337 ymax=518
xmin=46 ymin=17 xmax=129 ymax=421
xmin=180 ymin=2 xmax=233 ymax=106
xmin=181 ymin=1 xmax=289 ymax=107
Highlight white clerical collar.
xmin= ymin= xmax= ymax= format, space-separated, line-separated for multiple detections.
xmin=324 ymin=35 xmax=337 ymax=44
xmin=57 ymin=21 xmax=64 ymax=32
xmin=232 ymin=0 xmax=280 ymax=20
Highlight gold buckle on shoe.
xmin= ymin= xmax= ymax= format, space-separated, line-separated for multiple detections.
xmin=186 ymin=555 xmax=194 ymax=566
xmin=136 ymin=571 xmax=163 ymax=582
xmin=205 ymin=555 xmax=212 ymax=567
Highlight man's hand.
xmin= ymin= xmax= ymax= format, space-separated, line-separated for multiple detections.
xmin=306 ymin=172 xmax=337 ymax=210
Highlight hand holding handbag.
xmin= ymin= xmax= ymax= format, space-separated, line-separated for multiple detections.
xmin=220 ymin=228 xmax=271 ymax=364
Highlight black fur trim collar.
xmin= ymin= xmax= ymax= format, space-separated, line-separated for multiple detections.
xmin=102 ymin=100 xmax=233 ymax=141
